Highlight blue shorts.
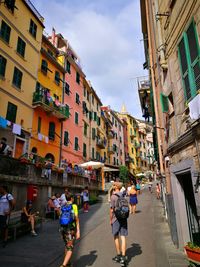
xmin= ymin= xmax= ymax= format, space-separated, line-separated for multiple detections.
xmin=112 ymin=219 xmax=128 ymax=237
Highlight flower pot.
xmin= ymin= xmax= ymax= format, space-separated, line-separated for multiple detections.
xmin=184 ymin=246 xmax=200 ymax=263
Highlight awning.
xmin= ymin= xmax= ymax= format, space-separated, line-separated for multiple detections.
xmin=103 ymin=167 xmax=119 ymax=172
xmin=78 ymin=161 xmax=104 ymax=169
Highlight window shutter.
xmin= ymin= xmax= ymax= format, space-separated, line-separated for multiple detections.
xmin=64 ymin=131 xmax=69 ymax=146
xmin=92 ymin=128 xmax=96 ymax=140
xmin=160 ymin=93 xmax=169 ymax=112
xmin=65 ymin=83 xmax=70 ymax=95
xmin=0 ymin=55 xmax=7 ymax=77
xmin=83 ymin=143 xmax=87 ymax=157
xmin=94 ymin=112 xmax=97 ymax=121
xmin=6 ymin=102 xmax=17 ymax=123
xmin=55 ymin=71 xmax=60 ymax=85
xmin=74 ymin=137 xmax=79 ymax=151
xmin=41 ymin=60 xmax=48 ymax=74
xmin=48 ymin=122 xmax=55 ymax=141
xmin=66 ymin=60 xmax=71 ymax=73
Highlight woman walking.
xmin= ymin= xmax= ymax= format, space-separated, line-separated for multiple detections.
xmin=128 ymin=185 xmax=138 ymax=214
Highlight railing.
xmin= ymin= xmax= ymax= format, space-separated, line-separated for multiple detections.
xmin=96 ymin=138 xmax=106 ymax=149
xmin=33 ymin=92 xmax=70 ymax=120
xmin=108 ymin=130 xmax=115 ymax=139
xmin=108 ymin=146 xmax=115 ymax=154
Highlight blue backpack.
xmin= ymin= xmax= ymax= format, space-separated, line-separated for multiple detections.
xmin=59 ymin=204 xmax=75 ymax=226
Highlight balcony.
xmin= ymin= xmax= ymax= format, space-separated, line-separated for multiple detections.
xmin=108 ymin=146 xmax=115 ymax=154
xmin=96 ymin=138 xmax=107 ymax=149
xmin=136 ymin=153 xmax=140 ymax=158
xmin=108 ymin=130 xmax=115 ymax=139
xmin=125 ymin=156 xmax=134 ymax=163
xmin=130 ymin=132 xmax=136 ymax=138
xmin=135 ymin=142 xmax=141 ymax=149
xmin=32 ymin=92 xmax=70 ymax=120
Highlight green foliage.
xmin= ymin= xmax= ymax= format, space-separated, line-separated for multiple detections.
xmin=119 ymin=165 xmax=129 ymax=184
xmin=187 ymin=242 xmax=200 ymax=250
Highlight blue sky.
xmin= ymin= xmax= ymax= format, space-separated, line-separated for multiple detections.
xmin=32 ymin=0 xmax=147 ymax=118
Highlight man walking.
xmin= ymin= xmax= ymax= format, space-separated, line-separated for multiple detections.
xmin=0 ymin=185 xmax=15 ymax=247
xmin=110 ymin=182 xmax=128 ymax=267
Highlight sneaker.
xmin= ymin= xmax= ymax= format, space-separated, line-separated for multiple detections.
xmin=31 ymin=230 xmax=38 ymax=236
xmin=120 ymin=256 xmax=127 ymax=267
xmin=112 ymin=254 xmax=121 ymax=263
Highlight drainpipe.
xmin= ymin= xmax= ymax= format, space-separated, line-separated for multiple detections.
xmin=59 ymin=70 xmax=65 ymax=167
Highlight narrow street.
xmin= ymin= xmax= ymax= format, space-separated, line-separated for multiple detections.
xmin=0 ymin=188 xmax=188 ymax=267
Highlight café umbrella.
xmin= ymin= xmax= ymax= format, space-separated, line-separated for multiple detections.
xmin=79 ymin=161 xmax=104 ymax=170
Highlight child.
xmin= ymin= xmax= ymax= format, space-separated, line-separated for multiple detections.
xmin=59 ymin=192 xmax=80 ymax=267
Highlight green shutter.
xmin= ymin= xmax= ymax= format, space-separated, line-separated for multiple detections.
xmin=76 ymin=72 xmax=80 ymax=84
xmin=160 ymin=93 xmax=169 ymax=112
xmin=92 ymin=128 xmax=96 ymax=140
xmin=48 ymin=122 xmax=55 ymax=140
xmin=92 ymin=147 xmax=95 ymax=159
xmin=94 ymin=112 xmax=97 ymax=121
xmin=0 ymin=55 xmax=7 ymax=77
xmin=38 ymin=117 xmax=41 ymax=133
xmin=89 ymin=111 xmax=93 ymax=120
xmin=29 ymin=19 xmax=37 ymax=38
xmin=64 ymin=131 xmax=69 ymax=146
xmin=12 ymin=67 xmax=22 ymax=89
xmin=75 ymin=112 xmax=79 ymax=124
xmin=41 ymin=60 xmax=48 ymax=74
xmin=74 ymin=137 xmax=79 ymax=151
xmin=6 ymin=102 xmax=17 ymax=123
xmin=66 ymin=60 xmax=71 ymax=73
xmin=83 ymin=143 xmax=87 ymax=157
xmin=0 ymin=20 xmax=11 ymax=43
xmin=55 ymin=71 xmax=60 ymax=85
xmin=17 ymin=37 xmax=26 ymax=57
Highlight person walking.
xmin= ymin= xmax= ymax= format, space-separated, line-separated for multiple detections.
xmin=156 ymin=183 xmax=161 ymax=199
xmin=81 ymin=186 xmax=89 ymax=212
xmin=0 ymin=185 xmax=15 ymax=247
xmin=59 ymin=192 xmax=80 ymax=267
xmin=110 ymin=182 xmax=128 ymax=267
xmin=128 ymin=184 xmax=138 ymax=214
xmin=136 ymin=181 xmax=141 ymax=195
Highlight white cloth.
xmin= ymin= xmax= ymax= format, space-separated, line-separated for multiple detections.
xmin=38 ymin=133 xmax=43 ymax=141
xmin=0 ymin=193 xmax=14 ymax=215
xmin=60 ymin=193 xmax=67 ymax=206
xmin=12 ymin=124 xmax=21 ymax=135
xmin=189 ymin=94 xmax=200 ymax=120
xmin=81 ymin=191 xmax=89 ymax=202
xmin=53 ymin=198 xmax=61 ymax=208
xmin=45 ymin=136 xmax=49 ymax=144
xmin=6 ymin=120 xmax=11 ymax=126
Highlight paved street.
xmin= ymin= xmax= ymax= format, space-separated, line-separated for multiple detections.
xmin=0 ymin=188 xmax=189 ymax=267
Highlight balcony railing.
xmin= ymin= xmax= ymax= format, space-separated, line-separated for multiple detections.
xmin=125 ymin=156 xmax=134 ymax=163
xmin=108 ymin=130 xmax=115 ymax=139
xmin=108 ymin=146 xmax=115 ymax=154
xmin=32 ymin=92 xmax=70 ymax=120
xmin=96 ymin=138 xmax=107 ymax=149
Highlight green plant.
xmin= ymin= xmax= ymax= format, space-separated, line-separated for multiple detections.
xmin=187 ymin=242 xmax=200 ymax=250
xmin=119 ymin=165 xmax=129 ymax=184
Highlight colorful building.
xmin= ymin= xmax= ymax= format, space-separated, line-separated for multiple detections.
xmin=0 ymin=0 xmax=44 ymax=158
xmin=30 ymin=34 xmax=67 ymax=164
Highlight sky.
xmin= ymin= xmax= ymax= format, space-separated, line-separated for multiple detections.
xmin=32 ymin=0 xmax=147 ymax=118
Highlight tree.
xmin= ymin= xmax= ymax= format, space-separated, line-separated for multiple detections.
xmin=119 ymin=165 xmax=129 ymax=184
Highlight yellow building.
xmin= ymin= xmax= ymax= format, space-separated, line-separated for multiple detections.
xmin=118 ymin=106 xmax=140 ymax=175
xmin=30 ymin=35 xmax=68 ymax=164
xmin=0 ymin=0 xmax=44 ymax=158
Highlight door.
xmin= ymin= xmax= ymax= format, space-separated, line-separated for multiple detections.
xmin=15 ymin=139 xmax=25 ymax=158
xmin=178 ymin=173 xmax=200 ymax=245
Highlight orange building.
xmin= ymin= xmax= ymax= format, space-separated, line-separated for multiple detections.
xmin=30 ymin=35 xmax=68 ymax=164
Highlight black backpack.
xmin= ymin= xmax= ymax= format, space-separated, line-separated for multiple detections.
xmin=114 ymin=194 xmax=129 ymax=220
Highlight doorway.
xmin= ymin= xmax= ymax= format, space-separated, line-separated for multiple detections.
xmin=14 ymin=138 xmax=25 ymax=158
xmin=178 ymin=172 xmax=200 ymax=245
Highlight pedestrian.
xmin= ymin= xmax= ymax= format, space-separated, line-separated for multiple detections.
xmin=0 ymin=137 xmax=10 ymax=156
xmin=128 ymin=184 xmax=138 ymax=214
xmin=21 ymin=200 xmax=38 ymax=236
xmin=59 ymin=192 xmax=80 ymax=267
xmin=136 ymin=180 xmax=141 ymax=195
xmin=44 ymin=159 xmax=52 ymax=181
xmin=0 ymin=185 xmax=15 ymax=247
xmin=81 ymin=186 xmax=89 ymax=212
xmin=148 ymin=181 xmax=153 ymax=193
xmin=60 ymin=187 xmax=69 ymax=206
xmin=110 ymin=182 xmax=128 ymax=267
xmin=156 ymin=183 xmax=161 ymax=199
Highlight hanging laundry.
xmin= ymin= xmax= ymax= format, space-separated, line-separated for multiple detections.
xmin=45 ymin=136 xmax=49 ymax=143
xmin=38 ymin=133 xmax=43 ymax=141
xmin=188 ymin=94 xmax=200 ymax=120
xmin=7 ymin=120 xmax=11 ymax=126
xmin=0 ymin=116 xmax=7 ymax=128
xmin=12 ymin=124 xmax=21 ymax=135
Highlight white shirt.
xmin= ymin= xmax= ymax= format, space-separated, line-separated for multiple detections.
xmin=53 ymin=198 xmax=61 ymax=208
xmin=81 ymin=191 xmax=89 ymax=202
xmin=0 ymin=193 xmax=14 ymax=215
xmin=60 ymin=193 xmax=67 ymax=206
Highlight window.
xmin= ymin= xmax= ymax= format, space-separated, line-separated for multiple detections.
xmin=55 ymin=71 xmax=60 ymax=85
xmin=92 ymin=95 xmax=94 ymax=104
xmin=37 ymin=117 xmax=41 ymax=133
xmin=65 ymin=83 xmax=71 ymax=95
xmin=74 ymin=137 xmax=79 ymax=151
xmin=160 ymin=93 xmax=169 ymax=112
xmin=76 ymin=72 xmax=80 ymax=84
xmin=178 ymin=20 xmax=200 ymax=101
xmin=92 ymin=147 xmax=95 ymax=159
xmin=92 ymin=128 xmax=96 ymax=140
xmin=75 ymin=112 xmax=79 ymax=124
xmin=48 ymin=122 xmax=55 ymax=141
xmin=4 ymin=0 xmax=16 ymax=13
xmin=76 ymin=93 xmax=80 ymax=104
xmin=64 ymin=131 xmax=69 ymax=146
xmin=89 ymin=111 xmax=93 ymax=120
xmin=41 ymin=59 xmax=48 ymax=74
xmin=6 ymin=102 xmax=17 ymax=123
xmin=93 ymin=112 xmax=97 ymax=121
xmin=83 ymin=143 xmax=87 ymax=157
xmin=97 ymin=116 xmax=100 ymax=126
xmin=17 ymin=37 xmax=26 ymax=57
xmin=29 ymin=19 xmax=37 ymax=38
xmin=0 ymin=20 xmax=11 ymax=43
xmin=87 ymin=91 xmax=89 ymax=101
xmin=84 ymin=122 xmax=87 ymax=136
xmin=84 ymin=87 xmax=86 ymax=97
xmin=66 ymin=60 xmax=71 ymax=74
xmin=0 ymin=55 xmax=7 ymax=77
xmin=12 ymin=67 xmax=22 ymax=89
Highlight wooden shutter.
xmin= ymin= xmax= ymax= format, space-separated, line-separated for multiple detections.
xmin=160 ymin=93 xmax=169 ymax=112
xmin=6 ymin=102 xmax=17 ymax=123
xmin=64 ymin=131 xmax=69 ymax=146
xmin=48 ymin=122 xmax=55 ymax=141
xmin=0 ymin=55 xmax=7 ymax=77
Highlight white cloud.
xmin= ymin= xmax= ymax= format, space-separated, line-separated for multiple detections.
xmin=32 ymin=0 xmax=147 ymax=117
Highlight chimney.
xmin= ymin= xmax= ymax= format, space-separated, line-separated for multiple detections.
xmin=52 ymin=27 xmax=56 ymax=47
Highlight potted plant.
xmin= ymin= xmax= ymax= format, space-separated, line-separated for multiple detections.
xmin=184 ymin=242 xmax=200 ymax=264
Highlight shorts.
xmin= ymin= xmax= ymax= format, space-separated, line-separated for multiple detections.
xmin=112 ymin=219 xmax=128 ymax=237
xmin=0 ymin=215 xmax=9 ymax=229
xmin=60 ymin=226 xmax=76 ymax=251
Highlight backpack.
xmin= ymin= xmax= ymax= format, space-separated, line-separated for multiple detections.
xmin=114 ymin=194 xmax=129 ymax=220
xmin=59 ymin=204 xmax=75 ymax=226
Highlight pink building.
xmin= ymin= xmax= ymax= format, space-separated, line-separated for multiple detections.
xmin=49 ymin=31 xmax=85 ymax=164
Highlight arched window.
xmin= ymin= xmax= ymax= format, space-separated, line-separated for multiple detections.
xmin=45 ymin=153 xmax=55 ymax=163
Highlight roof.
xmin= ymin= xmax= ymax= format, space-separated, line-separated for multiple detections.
xmin=23 ymin=0 xmax=45 ymax=28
